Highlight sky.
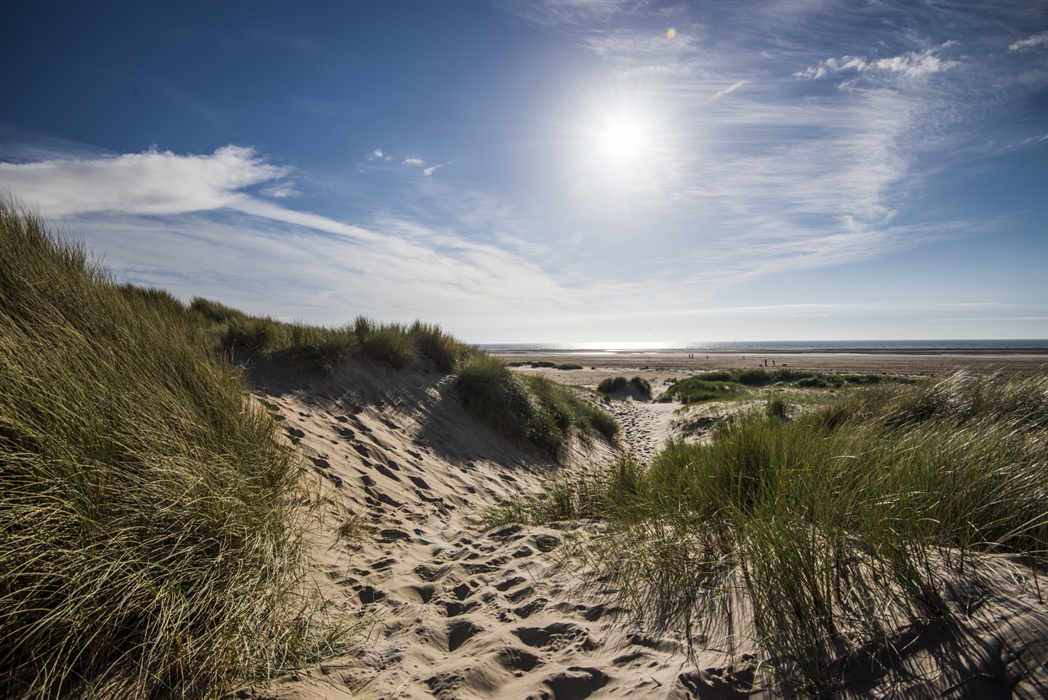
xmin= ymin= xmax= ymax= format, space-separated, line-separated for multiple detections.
xmin=1 ymin=0 xmax=1046 ymax=344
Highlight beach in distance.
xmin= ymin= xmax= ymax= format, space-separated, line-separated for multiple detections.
xmin=491 ymin=342 xmax=1048 ymax=381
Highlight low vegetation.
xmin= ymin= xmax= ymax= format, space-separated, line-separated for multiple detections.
xmin=457 ymin=354 xmax=619 ymax=457
xmin=508 ymin=361 xmax=584 ymax=370
xmin=658 ymin=368 xmax=907 ymax=405
xmin=597 ymin=375 xmax=652 ymax=399
xmin=487 ymin=372 xmax=1048 ymax=692
xmin=0 ymin=204 xmax=346 ymax=697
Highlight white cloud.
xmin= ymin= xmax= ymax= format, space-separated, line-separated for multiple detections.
xmin=402 ymin=157 xmax=424 ymax=166
xmin=423 ymin=164 xmax=445 ymax=176
xmin=0 ymin=146 xmax=288 ymax=216
xmin=260 ymin=182 xmax=300 ymax=198
xmin=365 ymin=148 xmax=390 ymax=161
xmin=794 ymin=45 xmax=959 ymax=81
xmin=1010 ymin=33 xmax=1048 ymax=51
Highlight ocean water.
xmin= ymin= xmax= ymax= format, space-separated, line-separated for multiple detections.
xmin=481 ymin=340 xmax=1048 ymax=353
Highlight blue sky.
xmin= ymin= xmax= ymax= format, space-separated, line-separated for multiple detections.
xmin=2 ymin=0 xmax=1045 ymax=343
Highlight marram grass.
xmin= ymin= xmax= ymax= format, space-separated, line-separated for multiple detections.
xmin=0 ymin=204 xmax=345 ymax=698
xmin=488 ymin=372 xmax=1048 ymax=692
xmin=456 ymin=353 xmax=619 ymax=458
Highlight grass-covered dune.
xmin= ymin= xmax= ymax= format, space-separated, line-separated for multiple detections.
xmin=0 ymin=205 xmax=348 ymax=697
xmin=0 ymin=204 xmax=618 ymax=696
xmin=488 ymin=373 xmax=1048 ymax=692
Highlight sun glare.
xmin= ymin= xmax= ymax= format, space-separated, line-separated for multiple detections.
xmin=599 ymin=119 xmax=645 ymax=161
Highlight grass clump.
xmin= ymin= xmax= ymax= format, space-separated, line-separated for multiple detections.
xmin=657 ymin=376 xmax=749 ymax=404
xmin=597 ymin=376 xmax=652 ymax=399
xmin=490 ymin=372 xmax=1047 ymax=692
xmin=456 ymin=354 xmax=618 ymax=458
xmin=0 ymin=204 xmax=344 ymax=697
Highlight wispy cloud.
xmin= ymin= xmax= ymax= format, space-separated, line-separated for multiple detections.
xmin=423 ymin=163 xmax=445 ymax=176
xmin=709 ymin=80 xmax=746 ymax=101
xmin=498 ymin=0 xmax=642 ymax=28
xmin=260 ymin=182 xmax=300 ymax=198
xmin=365 ymin=148 xmax=390 ymax=161
xmin=402 ymin=157 xmax=424 ymax=166
xmin=1010 ymin=32 xmax=1048 ymax=51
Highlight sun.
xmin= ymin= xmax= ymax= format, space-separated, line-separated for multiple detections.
xmin=599 ymin=118 xmax=645 ymax=161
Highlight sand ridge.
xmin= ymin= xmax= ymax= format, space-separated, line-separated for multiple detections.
xmin=229 ymin=352 xmax=1048 ymax=700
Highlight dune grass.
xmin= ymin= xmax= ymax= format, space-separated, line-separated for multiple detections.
xmin=487 ymin=372 xmax=1048 ymax=692
xmin=456 ymin=354 xmax=619 ymax=458
xmin=658 ymin=369 xmax=906 ymax=404
xmin=0 ymin=204 xmax=346 ymax=698
xmin=597 ymin=375 xmax=652 ymax=399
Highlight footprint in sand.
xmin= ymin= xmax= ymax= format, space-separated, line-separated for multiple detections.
xmin=513 ymin=622 xmax=598 ymax=652
xmin=446 ymin=619 xmax=482 ymax=652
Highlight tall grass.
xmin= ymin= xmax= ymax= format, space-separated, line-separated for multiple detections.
xmin=191 ymin=303 xmax=473 ymax=375
xmin=489 ymin=373 xmax=1047 ymax=691
xmin=456 ymin=354 xmax=619 ymax=458
xmin=0 ymin=204 xmax=343 ymax=698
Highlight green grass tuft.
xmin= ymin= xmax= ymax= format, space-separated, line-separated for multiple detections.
xmin=456 ymin=354 xmax=618 ymax=457
xmin=597 ymin=376 xmax=652 ymax=399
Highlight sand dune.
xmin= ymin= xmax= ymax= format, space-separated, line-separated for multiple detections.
xmin=230 ymin=353 xmax=1048 ymax=699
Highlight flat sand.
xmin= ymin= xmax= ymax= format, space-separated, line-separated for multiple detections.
xmin=230 ymin=350 xmax=1048 ymax=700
xmin=495 ymin=349 xmax=1048 ymax=387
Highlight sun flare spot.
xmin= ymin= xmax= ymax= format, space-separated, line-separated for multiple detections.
xmin=599 ymin=119 xmax=645 ymax=161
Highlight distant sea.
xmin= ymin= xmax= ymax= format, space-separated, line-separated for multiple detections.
xmin=481 ymin=340 xmax=1048 ymax=354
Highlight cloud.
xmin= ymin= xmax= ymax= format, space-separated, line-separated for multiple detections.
xmin=423 ymin=164 xmax=445 ymax=176
xmin=1 ymin=144 xmax=573 ymax=328
xmin=498 ymin=0 xmax=641 ymax=28
xmin=365 ymin=148 xmax=391 ymax=161
xmin=793 ymin=45 xmax=959 ymax=81
xmin=260 ymin=182 xmax=300 ymax=198
xmin=402 ymin=157 xmax=424 ymax=166
xmin=710 ymin=80 xmax=746 ymax=101
xmin=0 ymin=146 xmax=289 ymax=216
xmin=1010 ymin=33 xmax=1048 ymax=51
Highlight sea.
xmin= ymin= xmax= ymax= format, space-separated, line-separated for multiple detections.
xmin=480 ymin=340 xmax=1048 ymax=354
